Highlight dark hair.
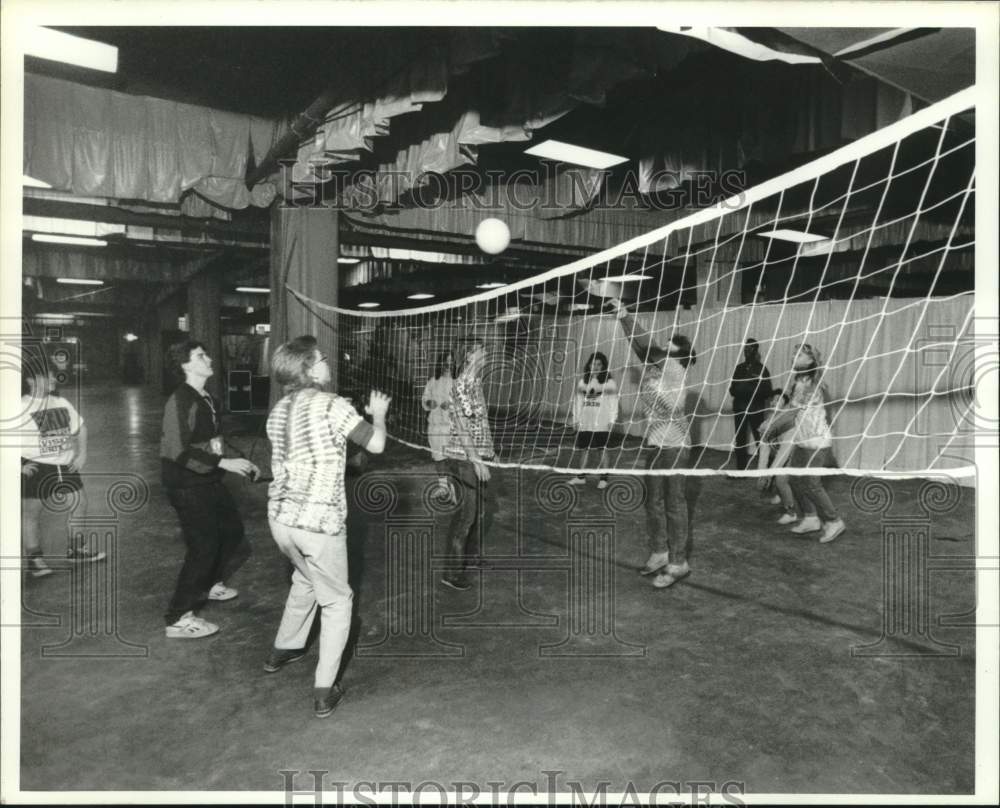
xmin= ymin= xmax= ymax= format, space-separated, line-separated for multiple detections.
xmin=583 ymin=352 xmax=610 ymax=384
xmin=166 ymin=339 xmax=205 ymax=382
xmin=744 ymin=338 xmax=760 ymax=356
xmin=669 ymin=334 xmax=696 ymax=369
xmin=271 ymin=335 xmax=321 ymax=394
xmin=433 ymin=350 xmax=455 ymax=380
xmin=21 ymin=348 xmax=52 ymax=396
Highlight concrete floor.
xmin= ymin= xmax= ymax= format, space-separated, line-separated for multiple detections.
xmin=18 ymin=384 xmax=977 ymax=795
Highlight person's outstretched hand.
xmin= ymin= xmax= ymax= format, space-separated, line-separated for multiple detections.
xmin=366 ymin=390 xmax=391 ymax=418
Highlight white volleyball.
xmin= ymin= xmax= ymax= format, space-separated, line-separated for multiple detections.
xmin=475 ymin=218 xmax=511 ymax=255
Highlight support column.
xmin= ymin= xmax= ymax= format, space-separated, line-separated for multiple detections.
xmin=269 ymin=206 xmax=339 ymax=404
xmin=187 ymin=271 xmax=223 ymax=401
xmin=149 ymin=291 xmax=185 ymax=396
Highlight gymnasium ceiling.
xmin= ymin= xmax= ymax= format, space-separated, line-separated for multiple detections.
xmin=23 ymin=26 xmax=976 ymax=319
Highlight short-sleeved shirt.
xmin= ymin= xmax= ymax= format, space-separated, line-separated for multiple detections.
xmin=790 ymin=381 xmax=832 ymax=450
xmin=19 ymin=393 xmax=83 ymax=465
xmin=267 ymin=389 xmax=374 ymax=535
xmin=574 ymin=377 xmax=619 ymax=433
xmin=422 ymin=375 xmax=454 ymax=460
xmin=638 ymin=361 xmax=691 ymax=449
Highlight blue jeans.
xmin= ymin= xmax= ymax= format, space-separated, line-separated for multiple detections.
xmin=789 ymin=446 xmax=839 ymax=523
xmin=644 ymin=447 xmax=701 ymax=566
xmin=443 ymin=458 xmax=498 ymax=581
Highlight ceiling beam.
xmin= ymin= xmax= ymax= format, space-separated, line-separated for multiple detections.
xmin=23 ymin=196 xmax=269 ymax=243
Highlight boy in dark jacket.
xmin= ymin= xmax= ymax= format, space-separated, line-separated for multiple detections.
xmin=729 ymin=339 xmax=773 ymax=470
xmin=160 ymin=340 xmax=259 ymax=639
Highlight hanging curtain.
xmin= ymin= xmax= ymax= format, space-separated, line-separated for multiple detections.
xmin=25 ymin=73 xmax=282 ymax=211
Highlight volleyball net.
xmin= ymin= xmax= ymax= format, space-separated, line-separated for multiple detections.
xmin=291 ymin=86 xmax=977 ymax=476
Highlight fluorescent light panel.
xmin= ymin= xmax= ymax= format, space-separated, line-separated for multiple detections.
xmin=602 ymin=274 xmax=651 ymax=282
xmin=357 ymin=302 xmax=381 ymax=309
xmin=235 ymin=286 xmax=270 ymax=294
xmin=56 ymin=278 xmax=104 ymax=286
xmin=757 ymin=229 xmax=829 ymax=244
xmin=524 ymin=140 xmax=628 ymax=170
xmin=476 ymin=282 xmax=506 ymax=290
xmin=31 ymin=234 xmax=106 ymax=247
xmin=407 ymin=293 xmax=435 ymax=300
xmin=25 ymin=27 xmax=119 ymax=73
xmin=338 ymin=258 xmax=361 ymax=265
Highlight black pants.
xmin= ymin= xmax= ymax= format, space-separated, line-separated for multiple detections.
xmin=164 ymin=482 xmax=250 ymax=625
xmin=733 ymin=407 xmax=767 ymax=470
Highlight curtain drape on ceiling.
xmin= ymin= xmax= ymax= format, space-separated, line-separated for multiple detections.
xmin=24 ymin=73 xmax=282 ymax=213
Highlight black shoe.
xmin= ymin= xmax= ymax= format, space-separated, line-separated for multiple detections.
xmin=263 ymin=648 xmax=306 ymax=673
xmin=440 ymin=576 xmax=471 ymax=591
xmin=314 ymin=683 xmax=345 ymax=719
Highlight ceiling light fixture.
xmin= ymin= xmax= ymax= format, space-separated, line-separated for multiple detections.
xmin=25 ymin=27 xmax=119 ymax=73
xmin=524 ymin=140 xmax=629 ymax=170
xmin=357 ymin=302 xmax=381 ymax=309
xmin=23 ymin=175 xmax=52 ymax=188
xmin=56 ymin=278 xmax=104 ymax=286
xmin=476 ymin=282 xmax=507 ymax=290
xmin=756 ymin=229 xmax=829 ymax=244
xmin=657 ymin=26 xmax=820 ymax=66
xmin=235 ymin=286 xmax=270 ymax=294
xmin=31 ymin=234 xmax=107 ymax=247
xmin=338 ymin=258 xmax=361 ymax=265
xmin=601 ymin=274 xmax=652 ymax=282
xmin=407 ymin=293 xmax=435 ymax=300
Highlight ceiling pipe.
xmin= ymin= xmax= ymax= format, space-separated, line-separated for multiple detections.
xmin=244 ymin=88 xmax=346 ymax=190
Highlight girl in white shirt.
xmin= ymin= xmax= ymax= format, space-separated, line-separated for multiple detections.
xmin=571 ymin=352 xmax=619 ymax=489
xmin=774 ymin=344 xmax=845 ymax=544
xmin=422 ymin=351 xmax=456 ymax=498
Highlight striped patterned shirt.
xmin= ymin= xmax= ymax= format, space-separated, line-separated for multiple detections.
xmin=445 ymin=371 xmax=495 ymax=460
xmin=267 ymin=389 xmax=373 ymax=535
xmin=638 ymin=361 xmax=691 ymax=449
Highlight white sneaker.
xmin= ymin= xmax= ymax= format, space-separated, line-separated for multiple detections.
xmin=569 ymin=476 xmax=586 ymax=485
xmin=819 ymin=519 xmax=846 ymax=543
xmin=777 ymin=512 xmax=798 ymax=525
xmin=653 ymin=561 xmax=691 ymax=589
xmin=639 ymin=550 xmax=670 ymax=576
xmin=165 ymin=612 xmax=219 ymax=639
xmin=27 ymin=556 xmax=52 ymax=578
xmin=208 ymin=583 xmax=238 ymax=601
xmin=790 ymin=516 xmax=822 ymax=534
xmin=597 ymin=479 xmax=609 ymax=490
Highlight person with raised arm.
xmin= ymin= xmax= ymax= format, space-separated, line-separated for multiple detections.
xmin=263 ymin=335 xmax=390 ymax=719
xmin=610 ymin=299 xmax=700 ymax=589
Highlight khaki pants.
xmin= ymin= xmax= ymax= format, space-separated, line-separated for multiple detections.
xmin=269 ymin=519 xmax=353 ymax=689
